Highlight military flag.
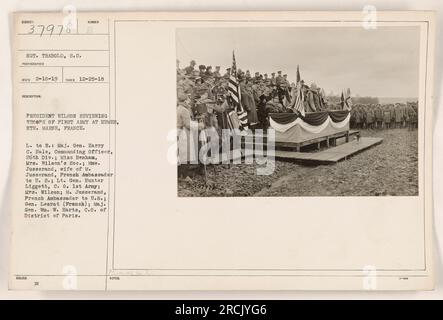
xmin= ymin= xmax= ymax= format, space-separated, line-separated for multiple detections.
xmin=228 ymin=51 xmax=248 ymax=130
xmin=292 ymin=65 xmax=305 ymax=116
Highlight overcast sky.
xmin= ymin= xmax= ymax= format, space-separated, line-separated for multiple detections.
xmin=176 ymin=27 xmax=420 ymax=98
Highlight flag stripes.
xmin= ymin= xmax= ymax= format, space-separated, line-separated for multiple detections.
xmin=229 ymin=51 xmax=248 ymax=130
xmin=293 ymin=65 xmax=305 ymax=116
xmin=293 ymin=84 xmax=305 ymax=116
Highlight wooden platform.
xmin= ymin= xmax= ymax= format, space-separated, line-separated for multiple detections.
xmin=242 ymin=130 xmax=360 ymax=150
xmin=275 ymin=129 xmax=360 ymax=151
xmin=275 ymin=137 xmax=383 ymax=165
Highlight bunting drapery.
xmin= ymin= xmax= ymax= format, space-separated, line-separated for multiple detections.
xmin=269 ymin=111 xmax=350 ymax=134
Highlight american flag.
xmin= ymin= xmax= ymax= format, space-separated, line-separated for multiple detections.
xmin=228 ymin=51 xmax=248 ymax=130
xmin=293 ymin=65 xmax=305 ymax=116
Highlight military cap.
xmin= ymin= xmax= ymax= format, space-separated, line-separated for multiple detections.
xmin=198 ymin=64 xmax=206 ymax=70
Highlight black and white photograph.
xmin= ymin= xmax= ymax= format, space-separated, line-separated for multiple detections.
xmin=176 ymin=26 xmax=420 ymax=197
xmin=3 ymin=8 xmax=437 ymax=294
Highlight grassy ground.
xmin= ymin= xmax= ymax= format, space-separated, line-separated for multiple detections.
xmin=177 ymin=127 xmax=418 ymax=197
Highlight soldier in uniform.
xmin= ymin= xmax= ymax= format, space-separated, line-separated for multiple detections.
xmin=374 ymin=104 xmax=383 ymax=129
xmin=282 ymin=74 xmax=291 ymax=104
xmin=366 ymin=105 xmax=375 ymax=130
xmin=254 ymin=72 xmax=261 ymax=83
xmin=270 ymin=72 xmax=276 ymax=87
xmin=251 ymin=79 xmax=262 ymax=98
xmin=382 ymin=104 xmax=391 ymax=129
xmin=352 ymin=105 xmax=359 ymax=129
xmin=274 ymin=71 xmax=284 ymax=104
xmin=406 ymin=102 xmax=418 ymax=130
xmin=177 ymin=75 xmax=195 ymax=95
xmin=390 ymin=104 xmax=396 ymax=128
xmin=198 ymin=65 xmax=206 ymax=79
xmin=350 ymin=106 xmax=356 ymax=129
xmin=361 ymin=105 xmax=368 ymax=129
xmin=394 ymin=103 xmax=403 ymax=128
xmin=211 ymin=79 xmax=227 ymax=101
xmin=401 ymin=102 xmax=408 ymax=128
xmin=184 ymin=60 xmax=196 ymax=75
xmin=213 ymin=66 xmax=221 ymax=79
xmin=264 ymin=73 xmax=271 ymax=86
xmin=245 ymin=70 xmax=251 ymax=82
xmin=194 ymin=76 xmax=211 ymax=101
xmin=276 ymin=71 xmax=283 ymax=85
xmin=223 ymin=68 xmax=231 ymax=79
xmin=205 ymin=66 xmax=213 ymax=79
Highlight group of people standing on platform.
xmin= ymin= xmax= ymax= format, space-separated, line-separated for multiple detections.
xmin=177 ymin=59 xmax=418 ymax=135
xmin=350 ymin=102 xmax=418 ymax=130
xmin=176 ymin=59 xmax=330 ymax=132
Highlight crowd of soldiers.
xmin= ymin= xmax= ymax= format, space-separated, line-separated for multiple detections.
xmin=350 ymin=103 xmax=418 ymax=130
xmin=177 ymin=59 xmax=418 ymax=133
xmin=176 ymin=59 xmax=329 ymax=131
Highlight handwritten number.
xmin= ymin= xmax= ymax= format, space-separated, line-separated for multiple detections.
xmin=26 ymin=24 xmax=71 ymax=36
xmin=37 ymin=25 xmax=45 ymax=37
xmin=47 ymin=24 xmax=55 ymax=36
